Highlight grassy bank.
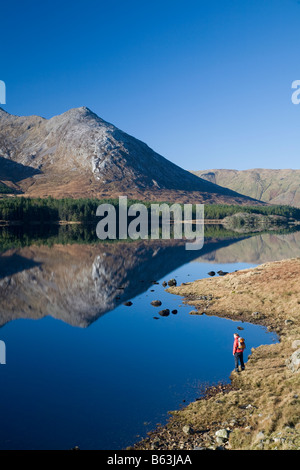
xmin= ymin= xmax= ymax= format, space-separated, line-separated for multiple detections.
xmin=132 ymin=258 xmax=300 ymax=450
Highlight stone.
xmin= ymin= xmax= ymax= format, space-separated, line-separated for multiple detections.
xmin=182 ymin=425 xmax=193 ymax=435
xmin=215 ymin=437 xmax=226 ymax=446
xmin=286 ymin=348 xmax=300 ymax=372
xmin=292 ymin=340 xmax=300 ymax=350
xmin=167 ymin=279 xmax=177 ymax=287
xmin=189 ymin=310 xmax=198 ymax=315
xmin=215 ymin=429 xmax=230 ymax=440
xmin=252 ymin=311 xmax=261 ymax=318
xmin=159 ymin=309 xmax=170 ymax=317
xmin=151 ymin=300 xmax=162 ymax=307
xmin=151 ymin=440 xmax=160 ymax=450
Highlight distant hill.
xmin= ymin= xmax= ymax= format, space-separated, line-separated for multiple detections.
xmin=192 ymin=169 xmax=300 ymax=207
xmin=0 ymin=107 xmax=261 ymax=205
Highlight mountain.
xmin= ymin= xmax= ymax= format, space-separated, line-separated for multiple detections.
xmin=0 ymin=107 xmax=261 ymax=204
xmin=192 ymin=169 xmax=300 ymax=207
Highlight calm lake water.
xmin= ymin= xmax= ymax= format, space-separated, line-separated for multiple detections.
xmin=0 ymin=226 xmax=299 ymax=450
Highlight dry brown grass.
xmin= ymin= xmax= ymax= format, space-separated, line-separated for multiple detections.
xmin=134 ymin=258 xmax=300 ymax=450
xmin=168 ymin=258 xmax=300 ymax=335
xmin=8 ymin=173 xmax=264 ymax=205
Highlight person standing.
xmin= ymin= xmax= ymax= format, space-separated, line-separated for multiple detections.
xmin=233 ymin=333 xmax=246 ymax=372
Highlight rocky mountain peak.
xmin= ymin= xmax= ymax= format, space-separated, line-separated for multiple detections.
xmin=0 ymin=107 xmax=262 ymax=204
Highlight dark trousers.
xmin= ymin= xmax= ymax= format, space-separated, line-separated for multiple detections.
xmin=234 ymin=352 xmax=245 ymax=371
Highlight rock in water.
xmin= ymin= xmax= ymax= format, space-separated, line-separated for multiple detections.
xmin=151 ymin=300 xmax=162 ymax=307
xmin=159 ymin=309 xmax=170 ymax=317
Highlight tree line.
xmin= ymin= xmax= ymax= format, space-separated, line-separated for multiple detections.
xmin=202 ymin=203 xmax=300 ymax=220
xmin=0 ymin=197 xmax=299 ymax=223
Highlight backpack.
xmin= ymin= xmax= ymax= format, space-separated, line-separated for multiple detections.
xmin=238 ymin=337 xmax=246 ymax=350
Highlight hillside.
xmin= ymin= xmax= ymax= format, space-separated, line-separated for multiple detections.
xmin=192 ymin=169 xmax=300 ymax=207
xmin=0 ymin=107 xmax=261 ymax=204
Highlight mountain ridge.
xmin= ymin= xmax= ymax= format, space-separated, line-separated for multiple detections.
xmin=0 ymin=107 xmax=262 ymax=204
xmin=192 ymin=168 xmax=300 ymax=207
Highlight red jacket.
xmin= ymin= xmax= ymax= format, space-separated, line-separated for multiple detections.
xmin=233 ymin=336 xmax=245 ymax=354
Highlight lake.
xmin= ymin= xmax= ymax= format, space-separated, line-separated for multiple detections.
xmin=0 ymin=225 xmax=299 ymax=450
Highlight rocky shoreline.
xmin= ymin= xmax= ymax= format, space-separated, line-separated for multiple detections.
xmin=131 ymin=258 xmax=300 ymax=450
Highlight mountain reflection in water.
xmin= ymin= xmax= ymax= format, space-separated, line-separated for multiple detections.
xmin=0 ymin=225 xmax=300 ymax=329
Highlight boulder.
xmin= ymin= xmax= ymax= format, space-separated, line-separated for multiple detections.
xmin=292 ymin=340 xmax=300 ymax=350
xmin=215 ymin=429 xmax=230 ymax=440
xmin=189 ymin=310 xmax=198 ymax=315
xmin=151 ymin=300 xmax=162 ymax=307
xmin=286 ymin=348 xmax=300 ymax=373
xmin=159 ymin=309 xmax=170 ymax=317
xmin=182 ymin=425 xmax=193 ymax=435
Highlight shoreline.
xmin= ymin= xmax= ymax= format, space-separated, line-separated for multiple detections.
xmin=131 ymin=258 xmax=300 ymax=450
xmin=0 ymin=219 xmax=223 ymax=227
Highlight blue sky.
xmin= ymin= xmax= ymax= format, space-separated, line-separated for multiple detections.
xmin=1 ymin=0 xmax=300 ymax=170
